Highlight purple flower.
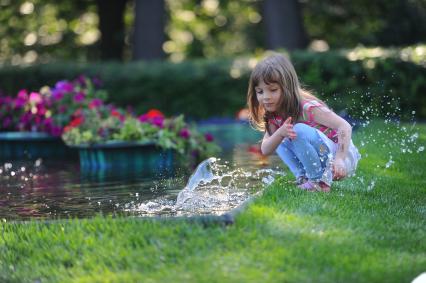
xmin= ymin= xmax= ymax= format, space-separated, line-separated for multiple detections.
xmin=92 ymin=77 xmax=103 ymax=88
xmin=20 ymin=112 xmax=31 ymax=124
xmin=55 ymin=80 xmax=74 ymax=93
xmin=179 ymin=128 xmax=191 ymax=139
xmin=3 ymin=116 xmax=12 ymax=128
xmin=204 ymin=133 xmax=214 ymax=142
xmin=43 ymin=117 xmax=53 ymax=127
xmin=76 ymin=75 xmax=87 ymax=87
xmin=52 ymin=89 xmax=64 ymax=101
xmin=73 ymin=92 xmax=85 ymax=103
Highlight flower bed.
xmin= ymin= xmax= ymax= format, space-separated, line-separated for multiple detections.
xmin=62 ymin=107 xmax=219 ymax=169
xmin=0 ymin=76 xmax=104 ymax=160
xmin=1 ymin=76 xmax=219 ymax=166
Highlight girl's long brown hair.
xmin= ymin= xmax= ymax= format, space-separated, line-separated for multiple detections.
xmin=247 ymin=53 xmax=323 ymax=133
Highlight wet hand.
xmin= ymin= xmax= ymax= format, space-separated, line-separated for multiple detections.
xmin=332 ymin=158 xmax=347 ymax=180
xmin=278 ymin=117 xmax=296 ymax=139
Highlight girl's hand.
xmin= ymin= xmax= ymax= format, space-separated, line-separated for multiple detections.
xmin=332 ymin=157 xmax=347 ymax=180
xmin=278 ymin=117 xmax=296 ymax=139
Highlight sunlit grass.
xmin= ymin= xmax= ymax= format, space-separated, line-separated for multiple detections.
xmin=1 ymin=120 xmax=425 ymax=282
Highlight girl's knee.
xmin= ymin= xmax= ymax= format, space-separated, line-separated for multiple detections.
xmin=293 ymin=123 xmax=315 ymax=139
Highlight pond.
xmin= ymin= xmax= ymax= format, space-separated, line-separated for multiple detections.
xmin=0 ymin=122 xmax=285 ymax=220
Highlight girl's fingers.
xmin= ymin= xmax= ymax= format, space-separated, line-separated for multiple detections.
xmin=284 ymin=117 xmax=292 ymax=125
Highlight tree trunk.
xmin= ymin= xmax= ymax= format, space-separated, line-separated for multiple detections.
xmin=133 ymin=0 xmax=165 ymax=61
xmin=263 ymin=0 xmax=308 ymax=50
xmin=96 ymin=0 xmax=127 ymax=60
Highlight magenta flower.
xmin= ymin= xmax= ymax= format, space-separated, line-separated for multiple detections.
xmin=179 ymin=128 xmax=191 ymax=139
xmin=50 ymin=126 xmax=62 ymax=137
xmin=204 ymin=133 xmax=214 ymax=142
xmin=151 ymin=117 xmax=164 ymax=128
xmin=73 ymin=92 xmax=85 ymax=103
xmin=43 ymin=117 xmax=53 ymax=127
xmin=14 ymin=96 xmax=27 ymax=109
xmin=20 ymin=112 xmax=31 ymax=124
xmin=138 ymin=114 xmax=149 ymax=123
xmin=36 ymin=104 xmax=47 ymax=116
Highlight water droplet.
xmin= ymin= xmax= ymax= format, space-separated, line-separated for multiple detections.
xmin=35 ymin=159 xmax=42 ymax=167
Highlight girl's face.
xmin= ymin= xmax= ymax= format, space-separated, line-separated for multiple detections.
xmin=255 ymin=80 xmax=282 ymax=113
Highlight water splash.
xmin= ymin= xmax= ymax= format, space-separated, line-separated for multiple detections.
xmin=130 ymin=157 xmax=285 ymax=216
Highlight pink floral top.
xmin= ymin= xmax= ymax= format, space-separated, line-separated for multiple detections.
xmin=267 ymin=100 xmax=338 ymax=143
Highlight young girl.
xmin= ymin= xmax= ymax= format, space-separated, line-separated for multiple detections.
xmin=247 ymin=53 xmax=361 ymax=192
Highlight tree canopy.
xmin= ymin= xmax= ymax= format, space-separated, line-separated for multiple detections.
xmin=0 ymin=0 xmax=424 ymax=64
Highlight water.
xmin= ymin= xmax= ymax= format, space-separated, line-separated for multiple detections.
xmin=0 ymin=123 xmax=284 ymax=220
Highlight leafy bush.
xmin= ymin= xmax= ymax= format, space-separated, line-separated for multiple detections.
xmin=1 ymin=48 xmax=425 ymax=119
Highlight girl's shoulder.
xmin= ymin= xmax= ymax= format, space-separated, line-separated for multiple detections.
xmin=301 ymin=99 xmax=324 ymax=108
xmin=300 ymin=99 xmax=329 ymax=121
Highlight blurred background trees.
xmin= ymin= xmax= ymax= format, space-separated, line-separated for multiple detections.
xmin=1 ymin=0 xmax=424 ymax=64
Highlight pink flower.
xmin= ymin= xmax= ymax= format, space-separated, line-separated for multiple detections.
xmin=89 ymin=98 xmax=103 ymax=109
xmin=17 ymin=89 xmax=28 ymax=100
xmin=29 ymin=92 xmax=42 ymax=104
xmin=179 ymin=128 xmax=191 ymax=139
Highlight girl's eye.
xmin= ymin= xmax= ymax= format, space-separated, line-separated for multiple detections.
xmin=270 ymin=89 xmax=278 ymax=92
xmin=255 ymin=90 xmax=263 ymax=94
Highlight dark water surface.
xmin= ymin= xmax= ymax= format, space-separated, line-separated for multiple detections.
xmin=0 ymin=123 xmax=284 ymax=220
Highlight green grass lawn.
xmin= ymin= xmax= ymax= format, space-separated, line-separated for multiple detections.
xmin=1 ymin=120 xmax=425 ymax=283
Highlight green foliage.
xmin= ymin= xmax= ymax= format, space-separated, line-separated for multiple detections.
xmin=304 ymin=0 xmax=426 ymax=48
xmin=1 ymin=48 xmax=425 ymax=119
xmin=1 ymin=1 xmax=424 ymax=63
xmin=1 ymin=121 xmax=425 ymax=282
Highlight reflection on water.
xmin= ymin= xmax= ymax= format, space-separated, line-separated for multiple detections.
xmin=0 ymin=124 xmax=285 ymax=220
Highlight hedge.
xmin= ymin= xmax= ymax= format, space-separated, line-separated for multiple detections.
xmin=0 ymin=50 xmax=425 ymax=120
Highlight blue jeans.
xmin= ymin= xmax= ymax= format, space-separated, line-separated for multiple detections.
xmin=275 ymin=123 xmax=330 ymax=182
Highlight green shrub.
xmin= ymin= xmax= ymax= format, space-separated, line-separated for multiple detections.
xmin=1 ymin=49 xmax=425 ymax=119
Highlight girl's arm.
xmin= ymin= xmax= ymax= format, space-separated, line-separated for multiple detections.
xmin=261 ymin=117 xmax=296 ymax=155
xmin=311 ymin=107 xmax=352 ymax=179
